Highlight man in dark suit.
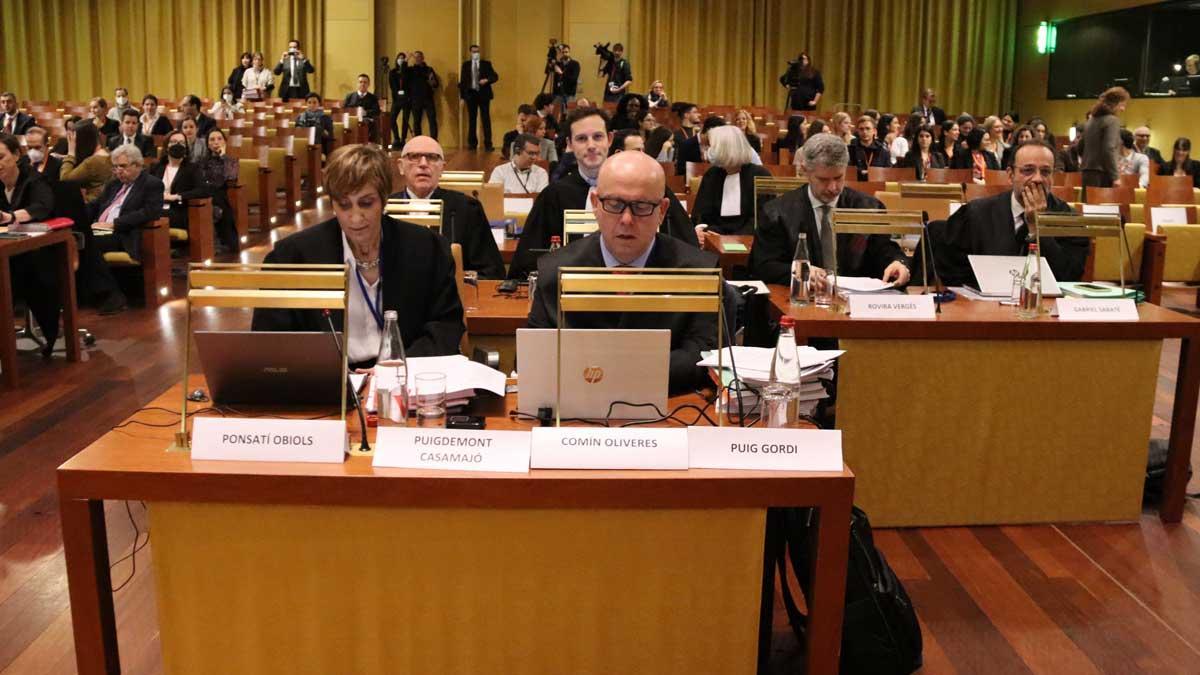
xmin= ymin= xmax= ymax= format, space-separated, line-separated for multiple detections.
xmin=459 ymin=45 xmax=499 ymax=151
xmin=846 ymin=115 xmax=891 ymax=181
xmin=403 ymin=51 xmax=440 ymax=140
xmin=274 ymin=39 xmax=316 ymax=102
xmin=390 ymin=136 xmax=504 ymax=279
xmin=527 ymin=150 xmax=719 ymax=393
xmin=0 ymin=93 xmax=35 ymax=136
xmin=87 ymin=145 xmax=165 ymax=313
xmin=106 ymin=109 xmax=156 ymax=159
xmin=389 ymin=54 xmax=411 ymax=149
xmin=1133 ymin=126 xmax=1166 ymax=172
xmin=911 ymin=88 xmax=946 ymax=127
xmin=22 ymin=127 xmax=61 ymax=185
xmin=343 ymin=74 xmax=382 ymax=144
xmin=510 ymin=106 xmax=698 ymax=280
xmin=931 ymin=140 xmax=1086 ymax=288
xmin=675 ymin=115 xmax=727 ymax=178
xmin=179 ymin=95 xmax=216 ymax=139
xmin=750 ymin=133 xmax=911 ymax=286
xmin=552 ymin=44 xmax=581 ymax=111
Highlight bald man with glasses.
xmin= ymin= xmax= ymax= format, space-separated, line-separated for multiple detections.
xmin=526 ymin=151 xmax=719 ymax=393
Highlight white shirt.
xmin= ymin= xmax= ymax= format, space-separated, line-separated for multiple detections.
xmin=488 ymin=162 xmax=549 ymax=194
xmin=719 ymin=173 xmax=741 ymax=217
xmin=341 ymin=231 xmax=384 ymax=364
xmin=890 ymin=137 xmax=909 ymax=165
xmin=162 ymin=163 xmax=180 ymax=196
xmin=242 ymin=67 xmax=275 ymax=94
xmin=599 ymin=234 xmax=655 ymax=268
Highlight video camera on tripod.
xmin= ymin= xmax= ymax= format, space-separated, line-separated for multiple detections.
xmin=594 ymin=42 xmax=615 ymax=75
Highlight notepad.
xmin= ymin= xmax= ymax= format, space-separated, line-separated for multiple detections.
xmin=721 ymin=242 xmax=748 ymax=252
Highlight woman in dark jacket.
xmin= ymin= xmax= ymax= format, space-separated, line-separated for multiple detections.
xmin=933 ymin=119 xmax=961 ymax=168
xmin=1081 ymin=86 xmax=1130 ymax=188
xmin=950 ymin=127 xmax=999 ymax=182
xmin=690 ymin=126 xmax=771 ymax=235
xmin=1159 ymin=137 xmax=1200 ymax=187
xmin=779 ymin=51 xmax=824 ymax=112
xmin=898 ymin=126 xmax=945 ymax=181
xmin=148 ymin=131 xmax=209 ymax=233
xmin=0 ymin=133 xmax=60 ymax=354
xmin=1001 ymin=126 xmax=1035 ymax=169
xmin=198 ymin=129 xmax=241 ymax=252
xmin=227 ymin=52 xmax=252 ymax=101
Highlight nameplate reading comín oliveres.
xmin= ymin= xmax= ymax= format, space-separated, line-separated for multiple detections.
xmin=530 ymin=427 xmax=689 ymax=469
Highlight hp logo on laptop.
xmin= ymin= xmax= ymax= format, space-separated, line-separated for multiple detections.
xmin=582 ymin=366 xmax=604 ymax=384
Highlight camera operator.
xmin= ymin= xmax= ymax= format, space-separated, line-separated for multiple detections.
xmin=275 ymin=39 xmax=315 ymax=102
xmin=552 ymin=44 xmax=580 ymax=114
xmin=602 ymin=43 xmax=632 ymax=103
xmin=779 ymin=51 xmax=823 ymax=113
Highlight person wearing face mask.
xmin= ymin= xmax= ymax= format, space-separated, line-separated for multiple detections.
xmin=21 ymin=127 xmax=61 ymax=184
xmin=208 ymin=87 xmax=244 ymax=120
xmin=459 ymin=45 xmax=499 ymax=152
xmin=148 ymin=131 xmax=209 ymax=235
xmin=508 ymin=106 xmax=697 ymax=280
xmin=388 ymin=136 xmax=504 ymax=279
xmin=251 ymin=144 xmax=464 ymax=365
xmin=106 ymin=109 xmax=156 ymax=159
xmin=228 ymin=52 xmax=253 ymax=101
xmin=488 ymin=134 xmax=549 ymax=194
xmin=106 ymin=88 xmax=133 ymax=123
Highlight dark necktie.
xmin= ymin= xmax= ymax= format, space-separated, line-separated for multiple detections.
xmin=818 ymin=204 xmax=834 ymax=267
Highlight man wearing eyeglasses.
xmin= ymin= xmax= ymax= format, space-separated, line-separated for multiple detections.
xmin=508 ymin=106 xmax=697 ymax=280
xmin=526 ymin=150 xmax=719 ymax=393
xmin=932 ymin=139 xmax=1086 ymax=288
xmin=389 ymin=136 xmax=504 ymax=279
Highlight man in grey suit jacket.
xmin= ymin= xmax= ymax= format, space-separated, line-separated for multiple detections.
xmin=527 ymin=151 xmax=719 ymax=393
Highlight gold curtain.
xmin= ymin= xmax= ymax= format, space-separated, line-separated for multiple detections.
xmin=0 ymin=0 xmax=323 ymax=103
xmin=630 ymin=0 xmax=1017 ymax=116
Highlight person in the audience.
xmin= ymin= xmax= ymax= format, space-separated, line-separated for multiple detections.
xmin=1029 ymin=117 xmax=1070 ymax=172
xmin=107 ymin=87 xmax=133 ymax=122
xmin=199 ymin=129 xmax=241 ymax=252
xmin=522 ymin=115 xmax=559 ymax=165
xmin=647 ymin=80 xmax=669 ymax=108
xmin=179 ymin=95 xmax=216 ymax=138
xmin=751 ymin=133 xmax=910 ymax=287
xmin=610 ymin=93 xmax=648 ymax=132
xmin=106 ymin=109 xmax=156 ymax=159
xmin=389 ymin=51 xmax=411 ymax=150
xmin=241 ymin=52 xmax=275 ymax=102
xmin=1081 ymin=86 xmax=1130 ymax=189
xmin=951 ymin=127 xmax=999 ymax=183
xmin=830 ymin=112 xmax=853 ymax=144
xmin=1117 ymin=129 xmax=1151 ymax=189
xmin=227 ymin=52 xmax=253 ymax=101
xmin=389 ymin=136 xmax=505 ymax=279
xmin=691 ymin=126 xmax=771 ymax=236
xmin=911 ymin=88 xmax=946 ymax=126
xmin=877 ymin=114 xmax=902 ymax=164
xmin=1133 ymin=126 xmax=1166 ymax=171
xmin=1159 ymin=137 xmax=1200 ymax=187
xmin=88 ymin=144 xmax=166 ymax=314
xmin=670 ymin=102 xmax=701 ymax=150
xmin=780 ymin=51 xmax=824 ymax=112
xmin=252 ymin=144 xmax=464 ymax=363
xmin=89 ymin=98 xmax=119 ymax=140
xmin=982 ymin=115 xmax=1007 ymax=166
xmin=178 ymin=117 xmax=207 ymax=163
xmin=895 ymin=114 xmax=924 ymax=163
xmin=459 ymin=44 xmax=499 ymax=151
xmin=899 ymin=125 xmax=944 ymax=180
xmin=641 ymin=113 xmax=675 ymax=162
xmin=49 ymin=115 xmax=80 ymax=156
xmin=509 ymin=106 xmax=698 ymax=279
xmin=295 ymin=93 xmax=335 ymax=156
xmin=533 ymin=92 xmax=559 ymax=139
xmin=275 ymin=39 xmax=315 ymax=102
xmin=935 ymin=119 xmax=961 ymax=166
xmin=609 ymin=129 xmax=645 ymax=155
xmin=527 ymin=150 xmax=718 ymax=393
xmin=551 ymin=43 xmax=580 ymax=112
xmin=208 ymin=86 xmax=244 ymax=120
xmin=343 ymin=73 xmax=381 ymax=144
xmin=489 ymin=134 xmax=549 ymax=194
xmin=603 ymin=43 xmax=633 ymax=103
xmin=0 ymin=93 xmax=35 ymax=136
xmin=1001 ymin=112 xmax=1018 ymax=144
xmin=140 ymin=94 xmax=173 ymax=137
xmin=22 ymin=128 xmax=61 ymax=184
xmin=932 ymin=139 xmax=1085 ymax=288
xmin=734 ymin=109 xmax=762 ymax=154
xmin=0 ymin=133 xmax=62 ymax=355
xmin=501 ymin=104 xmax=535 ymax=160
xmin=148 ymin=130 xmax=208 ymax=234
xmin=847 ymin=116 xmax=890 ymax=181
xmin=675 ymin=115 xmax=727 ymax=177
xmin=1001 ymin=125 xmax=1034 ymax=169
xmin=403 ymin=51 xmax=440 ymax=140
xmin=956 ymin=114 xmax=976 ymax=150
xmin=59 ymin=121 xmax=112 ymax=201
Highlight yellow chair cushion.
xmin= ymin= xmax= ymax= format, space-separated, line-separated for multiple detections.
xmin=169 ymin=228 xmax=189 ymax=241
xmin=1092 ymin=223 xmax=1146 ymax=282
xmin=103 ymin=252 xmax=138 ymax=266
xmin=1160 ymin=224 xmax=1200 ymax=282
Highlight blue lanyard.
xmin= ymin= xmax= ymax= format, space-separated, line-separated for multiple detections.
xmin=354 ymin=264 xmax=384 ymax=330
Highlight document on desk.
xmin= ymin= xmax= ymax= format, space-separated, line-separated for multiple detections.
xmin=831 ymin=276 xmax=895 ymax=293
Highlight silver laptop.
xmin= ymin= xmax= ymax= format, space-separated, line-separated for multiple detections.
xmin=517 ymin=328 xmax=670 ymax=420
xmin=194 ymin=331 xmax=344 ymax=405
xmin=967 ymin=255 xmax=1062 ymax=297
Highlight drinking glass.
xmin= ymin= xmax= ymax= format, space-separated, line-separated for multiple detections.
xmin=414 ymin=372 xmax=447 ymax=428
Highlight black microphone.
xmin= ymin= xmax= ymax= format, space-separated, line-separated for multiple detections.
xmin=718 ymin=282 xmax=751 ymax=427
xmin=323 ymin=309 xmax=371 ymax=452
xmin=919 ymin=211 xmax=954 ymax=312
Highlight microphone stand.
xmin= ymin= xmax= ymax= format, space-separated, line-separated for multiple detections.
xmin=324 ymin=309 xmax=370 ymax=452
xmin=920 ymin=211 xmax=954 ymax=313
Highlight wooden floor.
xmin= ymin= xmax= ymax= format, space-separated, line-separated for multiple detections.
xmin=2 ymin=151 xmax=1200 ymax=673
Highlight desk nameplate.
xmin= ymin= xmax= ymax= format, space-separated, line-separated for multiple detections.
xmin=689 ymin=427 xmax=843 ymax=471
xmin=374 ymin=427 xmax=531 ymax=473
xmin=1056 ymin=298 xmax=1139 ymax=322
xmin=531 ymin=427 xmax=688 ymax=469
xmin=848 ymin=294 xmax=936 ymax=320
xmin=191 ymin=418 xmax=348 ymax=463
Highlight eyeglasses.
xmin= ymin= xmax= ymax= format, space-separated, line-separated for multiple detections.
xmin=401 ymin=152 xmax=444 ymax=164
xmin=597 ymin=196 xmax=659 ymax=217
xmin=1016 ymin=166 xmax=1053 ymax=178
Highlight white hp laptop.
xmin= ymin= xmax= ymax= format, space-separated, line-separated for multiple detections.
xmin=967 ymin=255 xmax=1062 ymax=298
xmin=517 ymin=328 xmax=670 ymax=420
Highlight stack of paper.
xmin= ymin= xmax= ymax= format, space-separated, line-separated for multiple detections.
xmin=697 ymin=346 xmax=843 ymax=417
xmin=362 ymin=355 xmax=507 ymax=413
xmin=832 ymin=276 xmax=898 ymax=295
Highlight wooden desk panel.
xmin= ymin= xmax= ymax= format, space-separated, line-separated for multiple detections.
xmin=0 ymin=230 xmax=81 ymax=387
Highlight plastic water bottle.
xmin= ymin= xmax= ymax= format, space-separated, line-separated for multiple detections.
xmin=790 ymin=234 xmax=812 ymax=306
xmin=375 ymin=310 xmax=408 ymax=425
xmin=1017 ymin=242 xmax=1042 ymax=320
xmin=763 ymin=316 xmax=801 ymax=426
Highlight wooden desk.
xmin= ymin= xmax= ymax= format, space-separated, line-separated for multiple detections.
xmin=0 ymin=230 xmax=81 ymax=387
xmin=58 ymin=382 xmax=854 ymax=675
xmin=769 ymin=286 xmax=1200 ymax=526
xmin=701 ymin=232 xmax=754 ymax=276
xmin=466 ymin=280 xmax=531 ymax=373
xmin=500 ymin=237 xmax=516 ymax=263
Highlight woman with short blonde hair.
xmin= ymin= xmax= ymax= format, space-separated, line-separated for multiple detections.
xmin=691 ymin=126 xmax=772 ymax=235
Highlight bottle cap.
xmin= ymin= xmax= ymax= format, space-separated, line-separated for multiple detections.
xmin=550 ymin=235 xmax=561 ymax=243
xmin=780 ymin=315 xmax=796 ymax=328
xmin=383 ymin=310 xmax=398 ymax=320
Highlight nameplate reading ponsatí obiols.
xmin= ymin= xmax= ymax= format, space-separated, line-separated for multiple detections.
xmin=190 ymin=417 xmax=348 ymax=463
xmin=688 ymin=427 xmax=844 ymax=471
xmin=373 ymin=428 xmax=531 ymax=473
xmin=530 ymin=427 xmax=689 ymax=469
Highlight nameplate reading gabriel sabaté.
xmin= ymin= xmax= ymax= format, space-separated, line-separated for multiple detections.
xmin=1056 ymin=297 xmax=1139 ymax=322
xmin=373 ymin=428 xmax=531 ymax=473
xmin=848 ymin=294 xmax=936 ymax=320
xmin=190 ymin=417 xmax=348 ymax=463
xmin=530 ymin=427 xmax=689 ymax=469
xmin=687 ymin=427 xmax=843 ymax=471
